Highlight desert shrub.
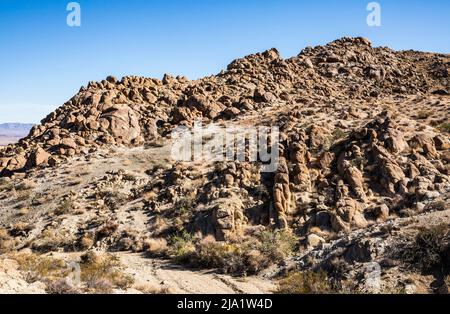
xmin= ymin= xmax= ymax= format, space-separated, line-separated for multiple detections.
xmin=54 ymin=198 xmax=74 ymax=215
xmin=12 ymin=253 xmax=70 ymax=284
xmin=96 ymin=221 xmax=119 ymax=239
xmin=45 ymin=279 xmax=80 ymax=294
xmin=275 ymin=271 xmax=334 ymax=294
xmin=14 ymin=180 xmax=36 ymax=191
xmin=167 ymin=231 xmax=196 ymax=263
xmin=31 ymin=228 xmax=73 ymax=252
xmin=9 ymin=222 xmax=32 ymax=236
xmin=173 ymin=194 xmax=197 ymax=215
xmin=0 ymin=178 xmax=13 ymax=191
xmin=397 ymin=224 xmax=450 ymax=274
xmin=417 ymin=110 xmax=432 ymax=119
xmin=186 ymin=237 xmax=268 ymax=275
xmin=428 ymin=200 xmax=448 ymax=212
xmin=134 ymin=283 xmax=171 ymax=294
xmin=0 ymin=228 xmax=15 ymax=253
xmin=258 ymin=230 xmax=298 ymax=261
xmin=167 ymin=230 xmax=298 ymax=275
xmin=144 ymin=238 xmax=168 ymax=257
xmin=331 ymin=128 xmax=347 ymax=143
xmin=438 ymin=123 xmax=450 ymax=133
xmin=80 ymin=252 xmax=134 ymax=292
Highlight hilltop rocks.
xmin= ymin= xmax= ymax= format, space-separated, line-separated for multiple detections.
xmin=1 ymin=36 xmax=449 ymax=178
xmin=99 ymin=104 xmax=142 ymax=145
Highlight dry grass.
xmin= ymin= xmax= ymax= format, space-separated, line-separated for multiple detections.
xmin=134 ymin=283 xmax=172 ymax=294
xmin=417 ymin=110 xmax=433 ymax=120
xmin=79 ymin=252 xmax=134 ymax=293
xmin=0 ymin=228 xmax=15 ymax=253
xmin=9 ymin=251 xmax=134 ymax=294
xmin=31 ymin=228 xmax=74 ymax=252
xmin=144 ymin=238 xmax=168 ymax=257
xmin=275 ymin=271 xmax=334 ymax=294
xmin=11 ymin=252 xmax=70 ymax=284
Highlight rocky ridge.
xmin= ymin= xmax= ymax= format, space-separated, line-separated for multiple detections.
xmin=0 ymin=37 xmax=449 ymax=293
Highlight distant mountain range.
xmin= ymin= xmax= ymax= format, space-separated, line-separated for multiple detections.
xmin=0 ymin=123 xmax=34 ymax=146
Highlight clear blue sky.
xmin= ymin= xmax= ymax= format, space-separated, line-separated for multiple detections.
xmin=1 ymin=0 xmax=449 ymax=123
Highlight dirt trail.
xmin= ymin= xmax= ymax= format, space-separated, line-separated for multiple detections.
xmin=119 ymin=253 xmax=275 ymax=294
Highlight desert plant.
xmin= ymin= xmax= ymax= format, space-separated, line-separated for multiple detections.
xmin=396 ymin=224 xmax=450 ymax=274
xmin=79 ymin=252 xmax=134 ymax=292
xmin=11 ymin=253 xmax=70 ymax=284
xmin=167 ymin=231 xmax=196 ymax=263
xmin=31 ymin=228 xmax=73 ymax=252
xmin=45 ymin=279 xmax=80 ymax=294
xmin=438 ymin=123 xmax=450 ymax=133
xmin=331 ymin=128 xmax=347 ymax=143
xmin=0 ymin=177 xmax=13 ymax=191
xmin=144 ymin=238 xmax=168 ymax=257
xmin=275 ymin=271 xmax=334 ymax=294
xmin=167 ymin=230 xmax=298 ymax=275
xmin=55 ymin=198 xmax=75 ymax=215
xmin=257 ymin=229 xmax=298 ymax=261
xmin=417 ymin=110 xmax=432 ymax=119
xmin=0 ymin=228 xmax=15 ymax=253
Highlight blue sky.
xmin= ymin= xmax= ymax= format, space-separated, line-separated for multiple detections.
xmin=1 ymin=0 xmax=449 ymax=123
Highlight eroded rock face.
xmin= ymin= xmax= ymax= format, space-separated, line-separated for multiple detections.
xmin=273 ymin=157 xmax=291 ymax=229
xmin=0 ymin=37 xmax=448 ymax=250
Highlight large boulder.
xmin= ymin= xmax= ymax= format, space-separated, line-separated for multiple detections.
xmin=27 ymin=146 xmax=50 ymax=167
xmin=99 ymin=104 xmax=142 ymax=145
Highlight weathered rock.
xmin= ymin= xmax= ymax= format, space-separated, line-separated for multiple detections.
xmin=27 ymin=146 xmax=50 ymax=167
xmin=99 ymin=104 xmax=142 ymax=145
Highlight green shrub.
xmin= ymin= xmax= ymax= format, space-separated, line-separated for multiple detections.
xmin=438 ymin=123 xmax=450 ymax=133
xmin=167 ymin=231 xmax=196 ymax=263
xmin=258 ymin=230 xmax=298 ymax=261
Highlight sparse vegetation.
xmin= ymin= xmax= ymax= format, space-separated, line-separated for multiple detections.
xmin=438 ymin=123 xmax=450 ymax=133
xmin=166 ymin=230 xmax=298 ymax=275
xmin=397 ymin=224 xmax=450 ymax=274
xmin=144 ymin=238 xmax=168 ymax=257
xmin=11 ymin=252 xmax=70 ymax=284
xmin=8 ymin=251 xmax=134 ymax=294
xmin=275 ymin=271 xmax=335 ymax=294
xmin=0 ymin=177 xmax=13 ymax=191
xmin=0 ymin=228 xmax=15 ymax=253
xmin=54 ymin=198 xmax=75 ymax=216
xmin=331 ymin=128 xmax=347 ymax=143
xmin=417 ymin=110 xmax=432 ymax=119
xmin=31 ymin=228 xmax=74 ymax=252
xmin=79 ymin=252 xmax=134 ymax=292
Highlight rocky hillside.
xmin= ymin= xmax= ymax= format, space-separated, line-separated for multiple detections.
xmin=0 ymin=37 xmax=449 ymax=294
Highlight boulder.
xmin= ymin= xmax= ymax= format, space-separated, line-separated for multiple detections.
xmin=99 ymin=104 xmax=142 ymax=145
xmin=27 ymin=147 xmax=50 ymax=167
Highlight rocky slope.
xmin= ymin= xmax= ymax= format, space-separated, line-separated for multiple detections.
xmin=0 ymin=37 xmax=449 ymax=294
